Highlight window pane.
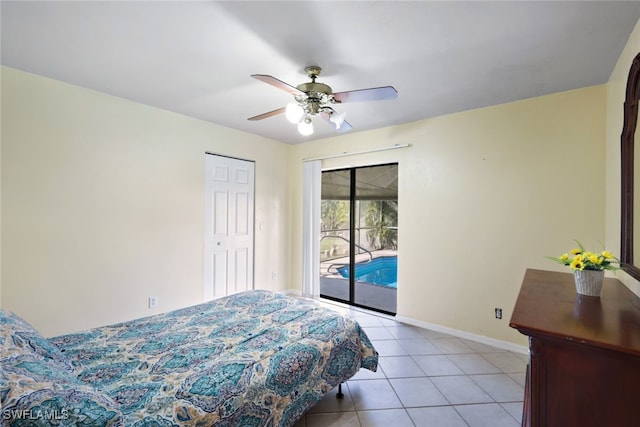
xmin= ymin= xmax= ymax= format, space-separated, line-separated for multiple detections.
xmin=320 ymin=170 xmax=351 ymax=303
xmin=354 ymin=165 xmax=398 ymax=313
xmin=320 ymin=164 xmax=398 ymax=315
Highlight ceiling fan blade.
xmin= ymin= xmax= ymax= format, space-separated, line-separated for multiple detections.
xmin=251 ymin=74 xmax=305 ymax=96
xmin=333 ymin=86 xmax=398 ymax=103
xmin=247 ymin=107 xmax=286 ymax=121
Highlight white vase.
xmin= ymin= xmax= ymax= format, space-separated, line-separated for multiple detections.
xmin=573 ymin=270 xmax=605 ymax=297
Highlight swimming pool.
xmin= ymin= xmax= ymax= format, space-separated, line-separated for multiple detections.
xmin=337 ymin=256 xmax=397 ymax=288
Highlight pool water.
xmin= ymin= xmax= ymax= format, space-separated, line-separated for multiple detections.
xmin=337 ymin=256 xmax=397 ymax=288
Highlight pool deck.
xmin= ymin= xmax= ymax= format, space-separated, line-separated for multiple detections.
xmin=320 ymin=250 xmax=397 ymax=314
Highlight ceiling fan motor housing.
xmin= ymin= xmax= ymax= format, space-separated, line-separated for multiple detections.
xmin=295 ymin=71 xmax=335 ymax=115
xmin=295 ymin=65 xmax=336 ymax=112
xmin=296 ymin=81 xmax=332 ymax=95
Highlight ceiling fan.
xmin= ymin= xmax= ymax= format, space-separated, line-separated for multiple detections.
xmin=248 ymin=66 xmax=398 ymax=136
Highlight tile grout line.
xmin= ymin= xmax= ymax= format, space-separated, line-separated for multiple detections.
xmin=300 ymin=307 xmax=524 ymax=426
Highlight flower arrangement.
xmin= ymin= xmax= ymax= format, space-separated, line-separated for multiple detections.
xmin=548 ymin=241 xmax=620 ymax=271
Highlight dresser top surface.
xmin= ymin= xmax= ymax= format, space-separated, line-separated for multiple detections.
xmin=509 ymin=268 xmax=640 ymax=356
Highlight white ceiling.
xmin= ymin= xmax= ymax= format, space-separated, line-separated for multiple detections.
xmin=2 ymin=1 xmax=640 ymax=145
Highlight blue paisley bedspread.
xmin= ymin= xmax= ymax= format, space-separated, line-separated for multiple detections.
xmin=47 ymin=290 xmax=378 ymax=426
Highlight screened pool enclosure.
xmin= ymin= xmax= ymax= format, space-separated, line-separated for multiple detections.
xmin=320 ymin=163 xmax=398 ymax=314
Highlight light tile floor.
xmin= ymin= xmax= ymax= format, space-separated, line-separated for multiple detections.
xmin=294 ymin=301 xmax=528 ymax=427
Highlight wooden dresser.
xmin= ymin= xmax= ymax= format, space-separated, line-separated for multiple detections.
xmin=509 ymin=268 xmax=640 ymax=427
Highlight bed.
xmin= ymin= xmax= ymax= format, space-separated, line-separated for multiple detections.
xmin=1 ymin=290 xmax=378 ymax=426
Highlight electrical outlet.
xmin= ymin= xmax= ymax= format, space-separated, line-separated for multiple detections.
xmin=272 ymin=272 xmax=278 ymax=280
xmin=149 ymin=296 xmax=158 ymax=309
xmin=495 ymin=307 xmax=502 ymax=319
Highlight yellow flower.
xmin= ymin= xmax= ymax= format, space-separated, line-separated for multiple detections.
xmin=602 ymin=251 xmax=614 ymax=259
xmin=570 ymin=256 xmax=585 ymax=270
xmin=548 ymin=242 xmax=620 ymax=272
xmin=588 ymin=253 xmax=602 ymax=265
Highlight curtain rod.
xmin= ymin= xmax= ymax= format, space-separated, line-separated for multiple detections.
xmin=303 ymin=143 xmax=410 ymax=162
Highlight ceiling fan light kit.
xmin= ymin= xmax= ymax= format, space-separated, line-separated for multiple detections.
xmin=285 ymin=103 xmax=304 ymax=124
xmin=297 ymin=118 xmax=314 ymax=136
xmin=249 ymin=66 xmax=397 ymax=136
xmin=329 ymin=111 xmax=346 ymax=129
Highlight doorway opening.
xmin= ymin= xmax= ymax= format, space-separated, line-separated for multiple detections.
xmin=319 ymin=163 xmax=398 ymax=315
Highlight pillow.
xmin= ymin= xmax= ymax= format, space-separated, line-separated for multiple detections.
xmin=0 ymin=310 xmax=124 ymax=426
xmin=0 ymin=309 xmax=71 ymax=370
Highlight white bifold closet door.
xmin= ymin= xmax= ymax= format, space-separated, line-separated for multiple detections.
xmin=204 ymin=154 xmax=255 ymax=300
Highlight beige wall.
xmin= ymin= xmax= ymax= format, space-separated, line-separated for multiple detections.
xmin=290 ymin=85 xmax=607 ymax=346
xmin=3 ymin=40 xmax=631 ymax=347
xmin=606 ymin=19 xmax=640 ymax=296
xmin=1 ymin=67 xmax=291 ymax=337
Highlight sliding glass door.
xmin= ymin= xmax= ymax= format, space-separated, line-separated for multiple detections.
xmin=319 ymin=164 xmax=398 ymax=314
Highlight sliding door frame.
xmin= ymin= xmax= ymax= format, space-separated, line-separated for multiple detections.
xmin=320 ymin=163 xmax=398 ymax=316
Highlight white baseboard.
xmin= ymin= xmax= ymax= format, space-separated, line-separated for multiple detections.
xmin=278 ymin=290 xmax=528 ymax=355
xmin=395 ymin=315 xmax=529 ymax=355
